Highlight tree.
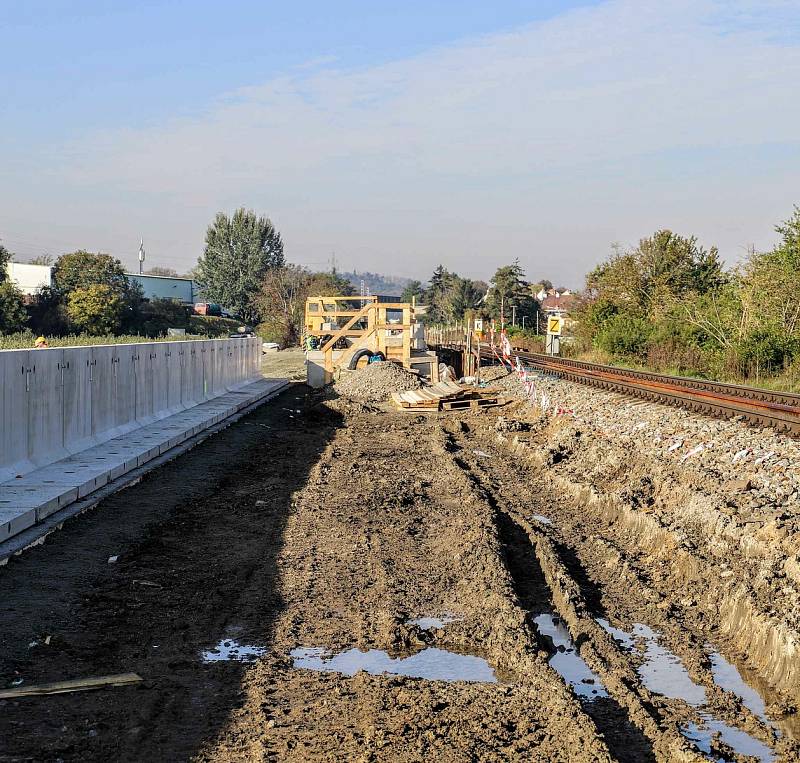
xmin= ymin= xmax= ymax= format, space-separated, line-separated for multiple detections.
xmin=255 ymin=265 xmax=312 ymax=346
xmin=195 ymin=208 xmax=284 ymax=323
xmin=0 ymin=282 xmax=26 ymax=333
xmin=739 ymin=209 xmax=800 ymax=339
xmin=486 ymin=261 xmax=538 ymax=326
xmin=586 ymin=232 xmax=724 ymax=318
xmin=305 ymin=270 xmax=354 ymax=298
xmin=400 ymin=280 xmax=425 ymax=303
xmin=421 ymin=265 xmax=483 ymax=323
xmin=27 ymin=286 xmax=69 ymax=336
xmin=254 ymin=265 xmax=354 ymax=346
xmin=145 ymin=266 xmax=180 ymax=277
xmin=28 ymin=255 xmax=53 ymax=266
xmin=66 ymin=284 xmax=125 ymax=335
xmin=52 ymin=251 xmax=130 ymax=295
xmin=0 ymin=244 xmax=11 ymax=283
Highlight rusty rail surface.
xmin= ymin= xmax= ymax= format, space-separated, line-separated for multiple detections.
xmin=442 ymin=341 xmax=800 ymax=435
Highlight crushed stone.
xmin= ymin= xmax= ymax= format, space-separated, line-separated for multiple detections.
xmin=480 ymin=362 xmax=800 ymax=514
xmin=334 ymin=361 xmax=422 ymax=404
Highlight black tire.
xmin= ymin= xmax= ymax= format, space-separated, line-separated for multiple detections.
xmin=348 ymin=349 xmax=385 ymax=369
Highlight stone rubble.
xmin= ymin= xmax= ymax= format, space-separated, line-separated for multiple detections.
xmin=480 ymin=363 xmax=800 ymax=515
xmin=334 ymin=361 xmax=422 ymax=404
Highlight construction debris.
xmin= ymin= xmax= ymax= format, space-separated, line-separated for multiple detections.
xmin=391 ymin=381 xmax=505 ymax=412
xmin=0 ymin=673 xmax=142 ymax=699
xmin=334 ymin=361 xmax=422 ymax=404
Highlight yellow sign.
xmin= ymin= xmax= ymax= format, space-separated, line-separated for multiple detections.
xmin=547 ymin=316 xmax=563 ymax=335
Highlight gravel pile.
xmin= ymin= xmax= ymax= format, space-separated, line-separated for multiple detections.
xmin=334 ymin=361 xmax=422 ymax=404
xmin=481 ymin=361 xmax=800 ymax=513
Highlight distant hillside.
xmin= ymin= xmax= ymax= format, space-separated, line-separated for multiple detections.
xmin=341 ymin=270 xmax=414 ymax=297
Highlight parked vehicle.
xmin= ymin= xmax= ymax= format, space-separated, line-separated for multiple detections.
xmin=229 ymin=325 xmax=257 ymax=338
xmin=193 ymin=302 xmax=222 ymax=316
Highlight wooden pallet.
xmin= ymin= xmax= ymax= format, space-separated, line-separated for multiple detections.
xmin=391 ymin=382 xmax=505 ymax=412
xmin=440 ymin=396 xmax=504 ymax=411
xmin=391 ymin=381 xmax=470 ymax=410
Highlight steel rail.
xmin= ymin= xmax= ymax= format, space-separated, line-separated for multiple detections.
xmin=439 ymin=343 xmax=800 ymax=435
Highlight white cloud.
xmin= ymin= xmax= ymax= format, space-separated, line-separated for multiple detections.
xmin=4 ymin=0 xmax=800 ymax=283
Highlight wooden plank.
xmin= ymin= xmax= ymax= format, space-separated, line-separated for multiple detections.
xmin=0 ymin=673 xmax=143 ymax=699
xmin=440 ymin=396 xmax=501 ymax=411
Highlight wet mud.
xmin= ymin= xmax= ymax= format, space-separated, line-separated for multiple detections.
xmin=0 ymin=384 xmax=797 ymax=761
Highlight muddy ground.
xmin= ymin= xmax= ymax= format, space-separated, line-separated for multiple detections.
xmin=1 ymin=372 xmax=798 ymax=761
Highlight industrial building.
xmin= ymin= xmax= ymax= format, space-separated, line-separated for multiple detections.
xmin=4 ymin=263 xmax=198 ymax=305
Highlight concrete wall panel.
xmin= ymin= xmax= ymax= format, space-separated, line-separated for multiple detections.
xmin=63 ymin=347 xmax=93 ymax=454
xmin=1 ymin=337 xmax=261 ymax=481
xmin=199 ymin=342 xmax=213 ymax=400
xmin=211 ymin=344 xmax=226 ymax=396
xmin=0 ymin=350 xmax=32 ymax=481
xmin=150 ymin=344 xmax=169 ymax=417
xmin=183 ymin=343 xmax=204 ymax=406
xmin=166 ymin=344 xmax=183 ymax=414
xmin=90 ymin=345 xmax=117 ymax=440
xmin=27 ymin=349 xmax=67 ymax=468
xmin=135 ymin=344 xmax=156 ymax=425
xmin=113 ymin=344 xmax=138 ymax=435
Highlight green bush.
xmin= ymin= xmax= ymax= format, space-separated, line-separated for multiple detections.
xmin=0 ymin=282 xmax=28 ymax=334
xmin=256 ymin=320 xmax=289 ymax=346
xmin=735 ymin=329 xmax=799 ymax=374
xmin=0 ymin=332 xmax=215 ymax=350
xmin=27 ymin=287 xmax=70 ymax=336
xmin=135 ymin=299 xmax=191 ymax=337
xmin=66 ymin=284 xmax=124 ymax=335
xmin=594 ymin=314 xmax=652 ymax=359
xmin=187 ymin=315 xmax=242 ymax=337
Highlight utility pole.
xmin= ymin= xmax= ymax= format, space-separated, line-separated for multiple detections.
xmin=522 ymin=315 xmax=527 ymax=330
xmin=138 ymin=239 xmax=145 ymax=275
xmin=512 ymin=305 xmax=516 ymax=327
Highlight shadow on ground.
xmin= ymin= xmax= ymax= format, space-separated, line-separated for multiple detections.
xmin=0 ymin=385 xmax=342 ymax=762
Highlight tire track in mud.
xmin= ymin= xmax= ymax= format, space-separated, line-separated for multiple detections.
xmin=438 ymin=425 xmax=701 ymax=763
xmin=443 ymin=419 xmax=796 ymax=762
xmin=203 ymin=405 xmax=619 ymax=762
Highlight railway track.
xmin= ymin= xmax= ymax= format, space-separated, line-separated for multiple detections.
xmin=467 ymin=345 xmax=800 ymax=435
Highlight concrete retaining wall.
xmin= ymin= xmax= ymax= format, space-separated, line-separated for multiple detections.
xmin=0 ymin=338 xmax=261 ymax=482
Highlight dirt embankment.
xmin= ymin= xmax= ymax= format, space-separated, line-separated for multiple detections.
xmin=482 ymin=364 xmax=800 ymax=706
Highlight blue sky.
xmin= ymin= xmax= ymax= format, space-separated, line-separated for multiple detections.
xmin=2 ymin=0 xmax=799 ymax=284
xmin=4 ymin=1 xmax=595 ymax=132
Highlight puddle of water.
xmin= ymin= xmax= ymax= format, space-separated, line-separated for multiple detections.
xmin=408 ymin=614 xmax=460 ymax=630
xmin=597 ymin=619 xmax=775 ymax=760
xmin=597 ymin=619 xmax=706 ymax=704
xmin=533 ymin=614 xmax=608 ymax=699
xmin=596 ymin=618 xmax=636 ymax=650
xmin=633 ymin=623 xmax=707 ymax=706
xmin=683 ymin=714 xmax=775 ymax=763
xmin=707 ymin=648 xmax=769 ymax=723
xmin=202 ymin=639 xmax=266 ymax=662
xmin=530 ymin=514 xmax=553 ymax=526
xmin=291 ymin=646 xmax=497 ymax=683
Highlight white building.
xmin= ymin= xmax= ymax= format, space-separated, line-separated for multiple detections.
xmin=4 ymin=263 xmax=198 ymax=305
xmin=5 ymin=263 xmax=52 ymax=295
